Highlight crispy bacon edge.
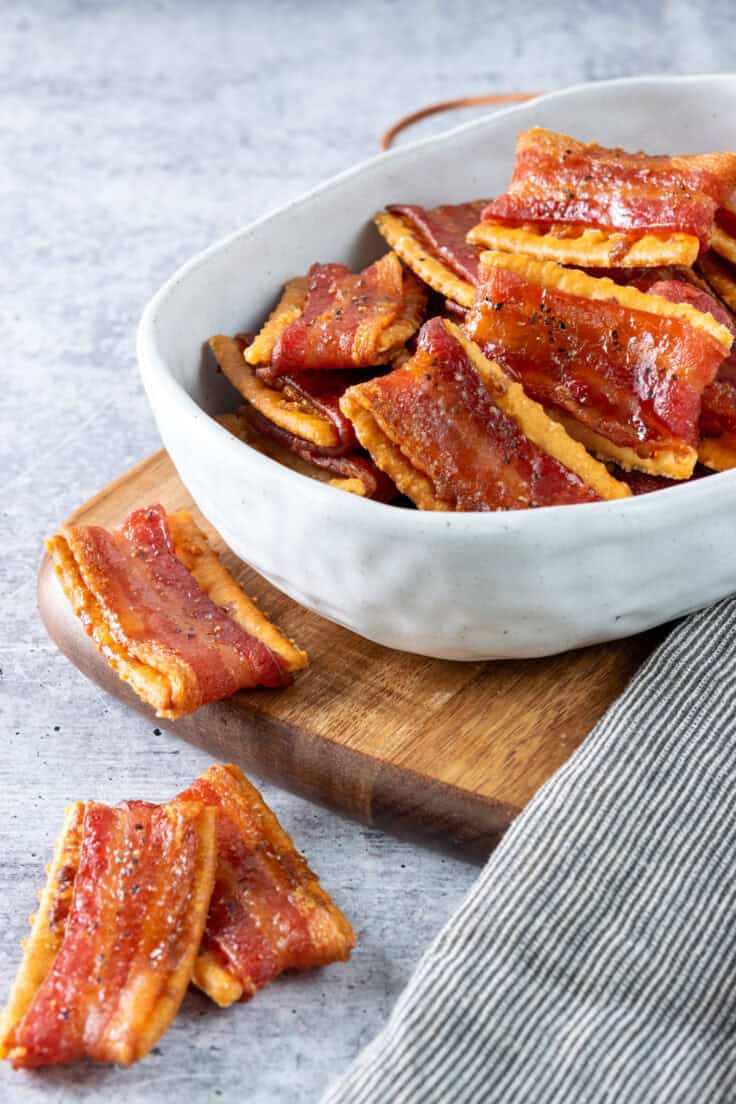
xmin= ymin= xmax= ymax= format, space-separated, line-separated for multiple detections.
xmin=1 ymin=801 xmax=217 ymax=1068
xmin=245 ymin=255 xmax=425 ymax=372
xmin=46 ymin=508 xmax=306 ymax=719
xmin=339 ymin=318 xmax=630 ymax=510
xmin=476 ymin=250 xmax=733 ymax=478
xmin=375 ymin=211 xmax=476 ymax=308
xmin=0 ymin=803 xmax=86 ymax=1062
xmin=177 ymin=764 xmax=355 ymax=1008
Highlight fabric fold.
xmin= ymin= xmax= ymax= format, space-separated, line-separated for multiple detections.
xmin=324 ymin=597 xmax=736 ymax=1104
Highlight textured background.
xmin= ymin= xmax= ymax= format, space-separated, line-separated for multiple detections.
xmin=2 ymin=1 xmax=733 ymax=1100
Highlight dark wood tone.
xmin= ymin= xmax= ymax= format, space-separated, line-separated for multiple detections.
xmin=37 ymin=450 xmax=658 ymax=854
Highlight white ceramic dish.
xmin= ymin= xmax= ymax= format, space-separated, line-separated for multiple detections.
xmin=138 ymin=75 xmax=736 ymax=661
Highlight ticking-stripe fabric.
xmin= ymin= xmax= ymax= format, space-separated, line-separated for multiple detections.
xmin=323 ymin=597 xmax=736 ymax=1104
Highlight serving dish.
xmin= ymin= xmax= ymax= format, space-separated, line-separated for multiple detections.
xmin=137 ymin=75 xmax=736 ymax=660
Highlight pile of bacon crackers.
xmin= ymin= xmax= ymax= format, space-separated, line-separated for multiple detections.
xmin=0 ymin=763 xmax=354 ymax=1068
xmin=211 ymin=127 xmax=736 ymax=508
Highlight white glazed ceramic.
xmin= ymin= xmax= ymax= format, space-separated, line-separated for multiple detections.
xmin=138 ymin=75 xmax=736 ymax=660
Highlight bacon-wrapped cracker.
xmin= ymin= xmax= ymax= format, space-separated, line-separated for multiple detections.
xmin=245 ymin=254 xmax=425 ymax=376
xmin=468 ymin=252 xmax=732 ymax=478
xmin=46 ymin=505 xmax=306 ymax=719
xmin=171 ymin=765 xmax=355 ymax=1008
xmin=1 ymin=800 xmax=216 ymax=1068
xmin=471 ymin=127 xmax=736 ymax=267
xmin=340 ymin=316 xmax=629 ymax=510
xmin=374 ymin=203 xmax=488 ymax=308
xmin=216 ymin=411 xmax=397 ymax=500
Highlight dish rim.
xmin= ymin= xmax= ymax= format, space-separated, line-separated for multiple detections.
xmin=137 ymin=72 xmax=736 ymax=533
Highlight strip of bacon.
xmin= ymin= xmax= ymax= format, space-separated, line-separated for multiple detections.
xmin=467 ymin=252 xmax=732 ymax=478
xmin=479 ymin=127 xmax=736 ymax=251
xmin=247 ymin=253 xmax=425 ymax=377
xmin=375 ymin=210 xmax=478 ymax=308
xmin=47 ymin=505 xmax=305 ymax=719
xmin=340 ymin=317 xmax=629 ymax=510
xmin=2 ymin=800 xmax=216 ymax=1067
xmin=386 ymin=202 xmax=488 ymax=285
xmin=170 ymin=765 xmax=355 ymax=1008
xmin=638 ymin=275 xmax=736 ymax=469
xmin=243 ymin=406 xmax=398 ymax=501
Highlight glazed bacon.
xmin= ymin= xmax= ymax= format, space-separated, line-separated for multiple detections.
xmin=478 ymin=128 xmax=736 ymax=254
xmin=243 ymin=405 xmax=398 ymax=501
xmin=340 ymin=317 xmax=629 ymax=510
xmin=247 ymin=253 xmax=425 ymax=377
xmin=467 ymin=252 xmax=732 ymax=478
xmin=375 ymin=206 xmax=484 ymax=308
xmin=637 ymin=275 xmax=736 ymax=469
xmin=1 ymin=800 xmax=216 ymax=1068
xmin=46 ymin=505 xmax=306 ymax=719
xmin=176 ymin=765 xmax=355 ymax=1008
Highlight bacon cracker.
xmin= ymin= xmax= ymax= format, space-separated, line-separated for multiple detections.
xmin=374 ymin=210 xmax=476 ymax=308
xmin=210 ymin=334 xmax=341 ymax=449
xmin=468 ymin=252 xmax=732 ymax=478
xmin=216 ymin=411 xmax=396 ymax=500
xmin=46 ymin=505 xmax=305 ymax=719
xmin=245 ymin=254 xmax=425 ymax=375
xmin=635 ymin=273 xmax=736 ymax=471
xmin=1 ymin=800 xmax=216 ymax=1068
xmin=340 ymin=316 xmax=629 ymax=510
xmin=476 ymin=127 xmax=736 ymax=265
xmin=174 ymin=764 xmax=355 ymax=1008
xmin=467 ymin=222 xmax=700 ymax=269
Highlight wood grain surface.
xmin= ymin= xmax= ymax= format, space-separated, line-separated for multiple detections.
xmin=37 ymin=450 xmax=658 ymax=852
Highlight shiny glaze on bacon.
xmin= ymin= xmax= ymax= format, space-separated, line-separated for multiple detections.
xmin=467 ymin=268 xmax=727 ymax=460
xmin=6 ymin=801 xmax=215 ymax=1068
xmin=483 ymin=129 xmax=736 ymax=250
xmin=349 ymin=317 xmax=603 ymax=509
xmin=387 ymin=201 xmax=488 ymax=284
xmin=178 ymin=765 xmax=355 ymax=1002
xmin=74 ymin=505 xmax=289 ymax=697
xmin=244 ymin=406 xmax=397 ymax=501
xmin=269 ymin=258 xmax=405 ymax=376
xmin=637 ymin=278 xmax=736 ymax=439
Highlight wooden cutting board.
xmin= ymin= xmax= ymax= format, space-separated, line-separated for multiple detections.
xmin=37 ymin=450 xmax=659 ymax=854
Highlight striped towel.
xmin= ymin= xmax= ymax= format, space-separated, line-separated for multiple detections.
xmin=323 ymin=597 xmax=736 ymax=1104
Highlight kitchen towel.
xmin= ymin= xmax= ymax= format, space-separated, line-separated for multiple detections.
xmin=323 ymin=596 xmax=736 ymax=1103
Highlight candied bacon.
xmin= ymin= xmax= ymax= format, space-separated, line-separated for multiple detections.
xmin=634 ymin=276 xmax=736 ymax=465
xmin=264 ymin=254 xmax=424 ymax=377
xmin=2 ymin=800 xmax=216 ymax=1068
xmin=175 ymin=765 xmax=355 ymax=1007
xmin=467 ymin=254 xmax=731 ymax=478
xmin=386 ymin=201 xmax=488 ymax=284
xmin=340 ymin=317 xmax=629 ymax=511
xmin=243 ymin=406 xmax=397 ymax=501
xmin=481 ymin=128 xmax=736 ymax=251
xmin=46 ymin=505 xmax=302 ymax=719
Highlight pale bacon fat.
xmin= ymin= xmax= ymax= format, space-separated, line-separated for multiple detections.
xmin=46 ymin=505 xmax=302 ymax=719
xmin=178 ymin=764 xmax=355 ymax=1008
xmin=1 ymin=800 xmax=216 ymax=1068
xmin=340 ymin=316 xmax=630 ymax=511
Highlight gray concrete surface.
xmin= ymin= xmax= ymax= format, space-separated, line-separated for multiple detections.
xmin=2 ymin=1 xmax=732 ymax=1099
